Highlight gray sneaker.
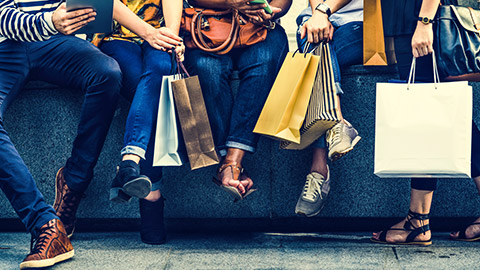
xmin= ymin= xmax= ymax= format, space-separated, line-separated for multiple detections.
xmin=326 ymin=120 xmax=361 ymax=162
xmin=295 ymin=167 xmax=330 ymax=217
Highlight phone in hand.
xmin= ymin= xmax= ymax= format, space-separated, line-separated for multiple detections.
xmin=249 ymin=0 xmax=273 ymax=14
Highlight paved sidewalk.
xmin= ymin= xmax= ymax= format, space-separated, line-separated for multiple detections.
xmin=1 ymin=232 xmax=479 ymax=269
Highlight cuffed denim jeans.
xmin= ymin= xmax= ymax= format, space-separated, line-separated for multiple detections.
xmin=0 ymin=35 xmax=121 ymax=235
xmin=296 ymin=21 xmax=363 ymax=149
xmin=100 ymin=40 xmax=172 ymax=190
xmin=184 ymin=25 xmax=289 ymax=155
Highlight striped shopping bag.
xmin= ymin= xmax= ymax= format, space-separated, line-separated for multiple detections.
xmin=281 ymin=43 xmax=340 ymax=150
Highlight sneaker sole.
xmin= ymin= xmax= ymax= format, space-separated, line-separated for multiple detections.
xmin=122 ymin=176 xmax=152 ymax=199
xmin=19 ymin=249 xmax=74 ymax=269
xmin=295 ymin=204 xmax=326 ymax=218
xmin=110 ymin=188 xmax=133 ymax=203
xmin=329 ymin=136 xmax=362 ymax=162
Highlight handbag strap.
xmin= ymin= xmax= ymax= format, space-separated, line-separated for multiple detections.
xmin=190 ymin=9 xmax=239 ymax=54
xmin=467 ymin=7 xmax=480 ymax=31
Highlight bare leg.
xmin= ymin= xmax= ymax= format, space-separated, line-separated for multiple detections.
xmin=122 ymin=154 xmax=141 ymax=164
xmin=372 ymin=188 xmax=432 ymax=243
xmin=446 ymin=73 xmax=480 ymax=238
xmin=450 ymin=176 xmax=480 ymax=239
xmin=144 ymin=189 xmax=161 ymax=202
xmin=310 ymin=148 xmax=329 ymax=178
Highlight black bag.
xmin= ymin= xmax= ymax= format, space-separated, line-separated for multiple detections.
xmin=434 ymin=5 xmax=480 ymax=77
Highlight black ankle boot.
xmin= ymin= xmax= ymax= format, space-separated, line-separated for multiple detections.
xmin=140 ymin=198 xmax=166 ymax=245
xmin=110 ymin=160 xmax=152 ymax=202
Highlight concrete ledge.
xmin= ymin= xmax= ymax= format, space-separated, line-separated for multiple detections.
xmin=1 ymin=64 xmax=480 ymax=231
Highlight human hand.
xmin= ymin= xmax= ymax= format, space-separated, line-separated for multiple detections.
xmin=226 ymin=0 xmax=266 ymax=14
xmin=300 ymin=12 xmax=334 ymax=44
xmin=144 ymin=27 xmax=183 ymax=52
xmin=411 ymin=22 xmax=434 ymax=58
xmin=52 ymin=3 xmax=96 ymax=35
xmin=175 ymin=42 xmax=185 ymax=62
xmin=246 ymin=6 xmax=282 ymax=25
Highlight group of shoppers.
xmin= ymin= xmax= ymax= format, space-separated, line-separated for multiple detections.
xmin=0 ymin=0 xmax=479 ymax=268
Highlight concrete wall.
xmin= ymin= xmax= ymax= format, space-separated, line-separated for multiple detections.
xmin=1 ymin=65 xmax=479 ymax=231
xmin=2 ymin=0 xmax=480 ymax=230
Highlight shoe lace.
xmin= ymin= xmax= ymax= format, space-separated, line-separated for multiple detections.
xmin=30 ymin=224 xmax=53 ymax=254
xmin=327 ymin=123 xmax=343 ymax=147
xmin=59 ymin=190 xmax=83 ymax=223
xmin=302 ymin=174 xmax=324 ymax=201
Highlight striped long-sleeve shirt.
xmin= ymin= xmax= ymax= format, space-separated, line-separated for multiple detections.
xmin=0 ymin=0 xmax=60 ymax=43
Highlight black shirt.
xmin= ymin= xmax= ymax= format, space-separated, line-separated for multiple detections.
xmin=381 ymin=0 xmax=458 ymax=36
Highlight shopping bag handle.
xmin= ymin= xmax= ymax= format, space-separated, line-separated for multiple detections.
xmin=176 ymin=61 xmax=191 ymax=78
xmin=407 ymin=50 xmax=440 ymax=90
xmin=293 ymin=41 xmax=320 ymax=57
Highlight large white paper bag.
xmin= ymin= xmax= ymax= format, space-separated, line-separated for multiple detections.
xmin=153 ymin=75 xmax=183 ymax=166
xmin=374 ymin=79 xmax=472 ymax=178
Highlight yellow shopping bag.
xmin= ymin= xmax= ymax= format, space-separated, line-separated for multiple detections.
xmin=253 ymin=50 xmax=320 ymax=144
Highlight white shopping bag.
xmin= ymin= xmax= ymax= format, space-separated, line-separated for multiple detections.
xmin=374 ymin=54 xmax=472 ymax=178
xmin=153 ymin=74 xmax=183 ymax=166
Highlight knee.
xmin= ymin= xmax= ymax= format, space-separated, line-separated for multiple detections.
xmin=90 ymin=57 xmax=122 ymax=97
xmin=149 ymin=59 xmax=171 ymax=76
xmin=100 ymin=57 xmax=122 ymax=88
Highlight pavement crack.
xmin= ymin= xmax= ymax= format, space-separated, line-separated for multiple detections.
xmin=162 ymin=248 xmax=173 ymax=270
xmin=392 ymin=247 xmax=399 ymax=261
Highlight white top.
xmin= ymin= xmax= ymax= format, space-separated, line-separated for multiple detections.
xmin=297 ymin=0 xmax=363 ymax=28
xmin=329 ymin=0 xmax=363 ymax=27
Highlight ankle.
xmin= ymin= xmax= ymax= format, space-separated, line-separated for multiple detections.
xmin=144 ymin=190 xmax=162 ymax=202
xmin=122 ymin=154 xmax=141 ymax=164
xmin=406 ymin=210 xmax=430 ymax=228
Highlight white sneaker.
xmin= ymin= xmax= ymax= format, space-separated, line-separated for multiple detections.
xmin=295 ymin=167 xmax=330 ymax=217
xmin=326 ymin=120 xmax=361 ymax=162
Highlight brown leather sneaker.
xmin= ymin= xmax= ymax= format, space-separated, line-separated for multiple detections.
xmin=54 ymin=167 xmax=83 ymax=238
xmin=20 ymin=219 xmax=74 ymax=269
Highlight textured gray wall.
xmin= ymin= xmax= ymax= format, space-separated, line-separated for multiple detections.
xmin=1 ymin=65 xmax=479 ymax=225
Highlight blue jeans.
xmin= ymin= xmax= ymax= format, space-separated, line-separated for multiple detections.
xmin=296 ymin=21 xmax=363 ymax=148
xmin=0 ymin=35 xmax=121 ymax=235
xmin=184 ymin=25 xmax=289 ymax=155
xmin=100 ymin=40 xmax=172 ymax=190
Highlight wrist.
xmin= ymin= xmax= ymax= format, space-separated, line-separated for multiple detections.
xmin=44 ymin=11 xmax=59 ymax=33
xmin=315 ymin=2 xmax=331 ymax=17
xmin=142 ymin=26 xmax=155 ymax=41
xmin=313 ymin=9 xmax=329 ymax=18
xmin=165 ymin=25 xmax=180 ymax=36
xmin=416 ymin=21 xmax=433 ymax=29
xmin=417 ymin=16 xmax=434 ymax=25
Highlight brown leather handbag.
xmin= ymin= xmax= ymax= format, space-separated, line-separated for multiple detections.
xmin=181 ymin=8 xmax=268 ymax=55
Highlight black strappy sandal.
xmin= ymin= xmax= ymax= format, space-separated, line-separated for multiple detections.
xmin=451 ymin=222 xmax=480 ymax=242
xmin=371 ymin=210 xmax=432 ymax=246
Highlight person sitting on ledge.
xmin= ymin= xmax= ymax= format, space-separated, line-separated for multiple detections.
xmin=0 ymin=0 xmax=183 ymax=266
xmin=294 ymin=0 xmax=363 ymax=217
xmin=184 ymin=0 xmax=291 ymax=202
xmin=92 ymin=0 xmax=185 ymax=245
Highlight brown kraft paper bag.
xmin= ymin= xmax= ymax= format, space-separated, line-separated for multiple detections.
xmin=171 ymin=76 xmax=220 ymax=170
xmin=363 ymin=0 xmax=396 ymax=66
